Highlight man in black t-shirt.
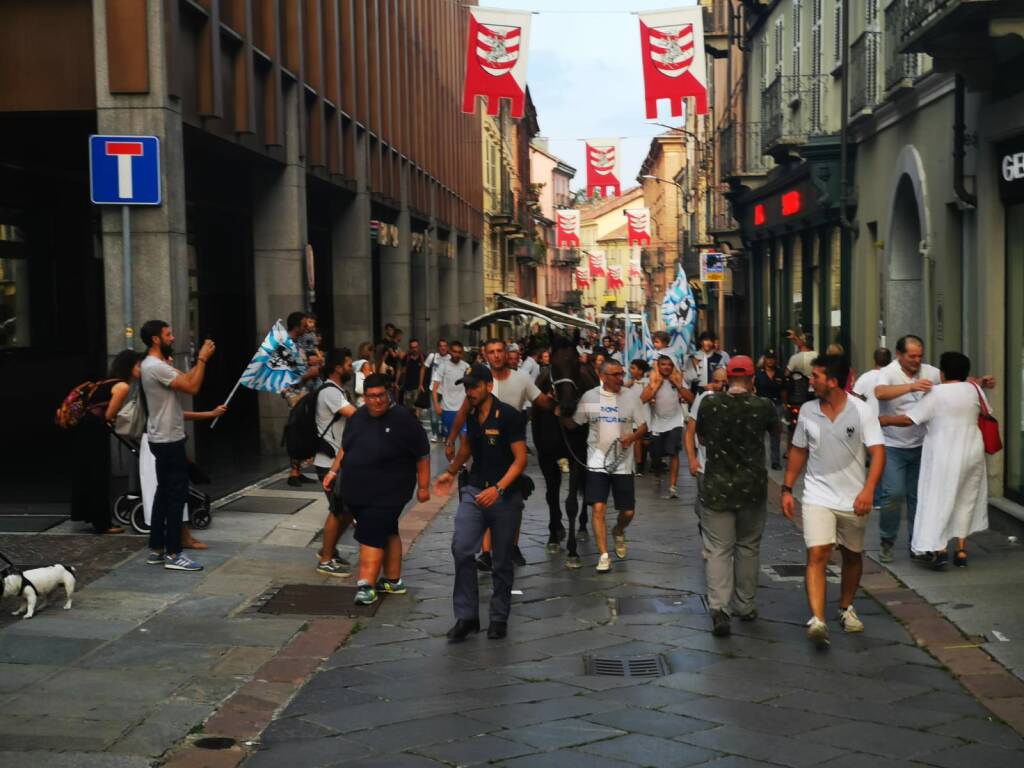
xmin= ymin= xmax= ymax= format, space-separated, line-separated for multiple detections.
xmin=323 ymin=374 xmax=431 ymax=606
xmin=435 ymin=364 xmax=528 ymax=642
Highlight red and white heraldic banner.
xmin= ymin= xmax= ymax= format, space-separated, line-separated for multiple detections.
xmin=588 ymin=250 xmax=608 ymax=278
xmin=555 ymin=209 xmax=581 ymax=248
xmin=607 ymin=265 xmax=625 ymax=291
xmin=585 ymin=139 xmax=621 ymax=198
xmin=462 ymin=7 xmax=532 ymax=118
xmin=574 ymin=266 xmax=591 ymax=289
xmin=639 ymin=7 xmax=708 ymax=118
xmin=629 ymin=257 xmax=643 ymax=279
xmin=625 ymin=208 xmax=652 ymax=246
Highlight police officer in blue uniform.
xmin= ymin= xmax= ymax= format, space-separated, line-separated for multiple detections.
xmin=435 ymin=364 xmax=528 ymax=641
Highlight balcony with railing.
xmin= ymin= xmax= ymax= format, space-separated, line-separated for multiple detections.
xmin=850 ymin=31 xmax=880 ymax=118
xmin=896 ymin=0 xmax=1023 ymax=64
xmin=703 ymin=0 xmax=731 ymax=44
xmin=885 ymin=3 xmax=921 ymax=93
xmin=721 ymin=121 xmax=772 ymax=179
xmin=761 ymin=78 xmax=785 ymax=153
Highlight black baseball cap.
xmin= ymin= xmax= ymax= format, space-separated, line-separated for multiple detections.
xmin=456 ymin=363 xmax=493 ymax=387
xmin=763 ymin=347 xmax=777 ymax=358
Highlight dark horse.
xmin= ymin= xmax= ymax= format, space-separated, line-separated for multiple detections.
xmin=532 ymin=334 xmax=599 ymax=569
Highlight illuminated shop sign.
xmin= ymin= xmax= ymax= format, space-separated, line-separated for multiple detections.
xmin=998 ymin=136 xmax=1024 ymax=204
xmin=748 ymin=180 xmax=817 ymax=231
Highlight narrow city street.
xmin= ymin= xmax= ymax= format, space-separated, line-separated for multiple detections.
xmin=242 ymin=465 xmax=1024 ymax=768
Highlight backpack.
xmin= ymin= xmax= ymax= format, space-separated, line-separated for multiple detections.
xmin=283 ymin=382 xmax=341 ymax=460
xmin=786 ymin=371 xmax=811 ymax=406
xmin=55 ymin=379 xmax=116 ymax=430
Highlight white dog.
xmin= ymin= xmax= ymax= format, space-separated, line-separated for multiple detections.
xmin=1 ymin=564 xmax=77 ymax=619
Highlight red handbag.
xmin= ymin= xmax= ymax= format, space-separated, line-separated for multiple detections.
xmin=973 ymin=383 xmax=1002 ymax=455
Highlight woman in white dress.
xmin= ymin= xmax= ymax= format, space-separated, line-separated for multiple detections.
xmin=879 ymin=352 xmax=990 ymax=567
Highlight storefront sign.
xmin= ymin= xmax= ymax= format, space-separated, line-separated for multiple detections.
xmin=998 ymin=135 xmax=1024 ymax=204
xmin=700 ymin=251 xmax=725 ymax=282
xmin=747 ymin=179 xmax=818 ymax=232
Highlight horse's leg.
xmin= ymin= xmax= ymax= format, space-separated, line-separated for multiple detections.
xmin=564 ymin=463 xmax=581 ymax=569
xmin=573 ymin=437 xmax=589 ymax=538
xmin=541 ymin=459 xmax=564 ymax=554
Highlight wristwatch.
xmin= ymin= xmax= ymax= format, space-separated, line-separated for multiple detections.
xmin=781 ymin=485 xmax=793 ymax=495
xmin=495 ymin=484 xmax=505 ymax=497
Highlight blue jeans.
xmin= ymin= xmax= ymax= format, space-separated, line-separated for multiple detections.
xmin=879 ymin=445 xmax=922 ymax=545
xmin=149 ymin=438 xmax=189 ymax=556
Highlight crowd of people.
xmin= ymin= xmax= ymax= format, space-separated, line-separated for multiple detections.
xmin=67 ymin=311 xmax=999 ymax=650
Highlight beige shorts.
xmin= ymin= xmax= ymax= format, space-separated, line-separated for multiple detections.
xmin=802 ymin=504 xmax=868 ymax=553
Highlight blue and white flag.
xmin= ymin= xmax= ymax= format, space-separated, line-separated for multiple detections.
xmin=657 ymin=264 xmax=699 ymax=368
xmin=239 ymin=320 xmax=307 ymax=393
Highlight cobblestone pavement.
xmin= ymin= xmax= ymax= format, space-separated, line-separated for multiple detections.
xmin=246 ymin=467 xmax=1024 ymax=768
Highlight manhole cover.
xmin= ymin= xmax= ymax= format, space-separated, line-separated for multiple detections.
xmin=764 ymin=564 xmax=839 ymax=582
xmin=613 ymin=594 xmax=708 ymax=616
xmin=219 ymin=497 xmax=312 ymax=515
xmin=585 ymin=654 xmax=671 ymax=677
xmin=256 ymin=584 xmax=384 ymax=617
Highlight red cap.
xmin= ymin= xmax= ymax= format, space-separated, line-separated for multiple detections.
xmin=726 ymin=355 xmax=755 ymax=377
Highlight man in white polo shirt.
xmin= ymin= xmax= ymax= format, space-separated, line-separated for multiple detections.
xmin=782 ymin=354 xmax=885 ymax=649
xmin=873 ymin=335 xmax=940 ymax=563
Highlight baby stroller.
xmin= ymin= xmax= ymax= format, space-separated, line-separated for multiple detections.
xmin=110 ymin=432 xmax=213 ymax=535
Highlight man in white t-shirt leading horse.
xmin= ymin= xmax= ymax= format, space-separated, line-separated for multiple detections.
xmin=782 ymin=354 xmax=886 ymax=649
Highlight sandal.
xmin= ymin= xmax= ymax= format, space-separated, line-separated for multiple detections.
xmin=954 ymin=550 xmax=968 ymax=568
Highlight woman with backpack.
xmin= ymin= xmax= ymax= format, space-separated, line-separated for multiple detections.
xmin=68 ymin=350 xmax=142 ymax=534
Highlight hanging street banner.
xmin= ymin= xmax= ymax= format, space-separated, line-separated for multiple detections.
xmin=625 ymin=208 xmax=652 ymax=246
xmin=607 ymin=265 xmax=625 ymax=291
xmin=639 ymin=7 xmax=708 ymax=118
xmin=588 ymin=250 xmax=608 ymax=278
xmin=555 ymin=209 xmax=581 ymax=248
xmin=462 ymin=7 xmax=531 ymax=118
xmin=574 ymin=265 xmax=591 ymax=289
xmin=628 ymin=257 xmax=643 ymax=279
xmin=585 ymin=139 xmax=621 ymax=198
xmin=700 ymin=250 xmax=726 ymax=282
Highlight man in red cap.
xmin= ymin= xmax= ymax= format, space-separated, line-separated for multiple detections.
xmin=695 ymin=354 xmax=782 ymax=637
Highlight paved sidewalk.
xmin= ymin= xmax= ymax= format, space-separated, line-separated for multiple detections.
xmin=245 ymin=467 xmax=1024 ymax=768
xmin=0 ymin=447 xmax=450 ymax=768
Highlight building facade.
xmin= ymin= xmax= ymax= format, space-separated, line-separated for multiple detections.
xmin=528 ymin=141 xmax=579 ymax=311
xmin=578 ymin=187 xmax=646 ymax=314
xmin=0 ymin=0 xmax=484 ymax=501
xmin=638 ymin=133 xmax=688 ymax=325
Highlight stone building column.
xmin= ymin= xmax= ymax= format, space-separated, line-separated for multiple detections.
xmin=333 ymin=133 xmax=373 ymax=351
xmin=380 ymin=163 xmax=413 ymax=336
xmin=251 ymin=83 xmax=307 ymax=452
xmin=438 ymin=229 xmax=460 ymax=341
xmin=458 ymin=235 xmax=475 ymax=328
xmin=93 ymin=1 xmax=188 ymax=358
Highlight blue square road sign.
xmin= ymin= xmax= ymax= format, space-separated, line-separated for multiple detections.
xmin=89 ymin=135 xmax=161 ymax=205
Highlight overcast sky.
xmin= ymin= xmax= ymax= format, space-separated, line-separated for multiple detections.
xmin=481 ymin=0 xmax=699 ymax=191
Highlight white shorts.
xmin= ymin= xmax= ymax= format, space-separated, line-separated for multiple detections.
xmin=801 ymin=504 xmax=868 ymax=553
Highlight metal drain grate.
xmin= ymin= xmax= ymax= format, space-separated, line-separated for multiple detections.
xmin=255 ymin=584 xmax=384 ymax=617
xmin=585 ymin=654 xmax=671 ymax=678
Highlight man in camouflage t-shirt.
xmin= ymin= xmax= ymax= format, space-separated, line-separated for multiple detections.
xmin=695 ymin=355 xmax=781 ymax=637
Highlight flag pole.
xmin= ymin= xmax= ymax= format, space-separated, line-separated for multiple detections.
xmin=211 ymin=319 xmax=283 ymax=429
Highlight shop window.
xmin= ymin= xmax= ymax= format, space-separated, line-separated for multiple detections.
xmin=791 ymin=236 xmax=804 ymax=334
xmin=1006 ymin=204 xmax=1024 ymax=502
xmin=0 ymin=225 xmax=30 ymax=349
xmin=829 ymin=227 xmax=842 ymax=344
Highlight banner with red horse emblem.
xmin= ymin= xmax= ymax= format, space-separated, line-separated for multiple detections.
xmin=585 ymin=139 xmax=621 ymax=198
xmin=588 ymin=250 xmax=608 ymax=278
xmin=462 ymin=8 xmax=531 ymax=118
xmin=555 ymin=210 xmax=581 ymax=248
xmin=639 ymin=8 xmax=708 ymax=118
xmin=625 ymin=208 xmax=652 ymax=246
xmin=607 ymin=265 xmax=625 ymax=291
xmin=574 ymin=266 xmax=590 ymax=289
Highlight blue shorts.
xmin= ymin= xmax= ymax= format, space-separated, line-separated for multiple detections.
xmin=441 ymin=410 xmax=467 ymax=437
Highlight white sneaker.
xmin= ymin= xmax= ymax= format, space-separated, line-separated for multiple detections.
xmin=837 ymin=605 xmax=865 ymax=633
xmin=806 ymin=616 xmax=830 ymax=648
xmin=596 ymin=553 xmax=612 ymax=573
xmin=613 ymin=531 xmax=627 ymax=559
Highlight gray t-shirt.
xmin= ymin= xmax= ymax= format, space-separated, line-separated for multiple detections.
xmin=648 ymin=379 xmax=685 ymax=434
xmin=314 ymin=383 xmax=351 ymax=469
xmin=141 ymin=356 xmax=185 ymax=444
xmin=491 ymin=370 xmax=541 ymax=411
